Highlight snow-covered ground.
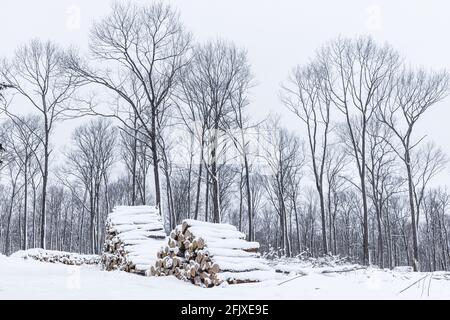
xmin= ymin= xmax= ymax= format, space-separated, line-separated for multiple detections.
xmin=1 ymin=254 xmax=449 ymax=299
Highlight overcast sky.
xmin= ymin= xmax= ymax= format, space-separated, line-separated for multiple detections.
xmin=1 ymin=0 xmax=449 ymax=184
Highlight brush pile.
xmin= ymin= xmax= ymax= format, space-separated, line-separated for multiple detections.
xmin=11 ymin=248 xmax=99 ymax=265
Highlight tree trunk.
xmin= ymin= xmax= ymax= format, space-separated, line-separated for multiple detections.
xmin=243 ymin=154 xmax=252 ymax=241
xmin=205 ymin=169 xmax=210 ymax=222
xmin=293 ymin=195 xmax=301 ymax=254
xmin=405 ymin=149 xmax=420 ymax=271
xmin=151 ymin=107 xmax=161 ymax=212
xmin=211 ymin=127 xmax=220 ymax=223
xmin=194 ymin=136 xmax=205 ymax=220
xmin=238 ymin=170 xmax=243 ymax=232
xmin=23 ymin=156 xmax=28 ymax=250
xmin=360 ymin=126 xmax=369 ymax=266
xmin=32 ymin=180 xmax=36 ymax=248
xmin=5 ymin=182 xmax=17 ymax=255
xmin=318 ymin=190 xmax=328 ymax=255
xmin=40 ymin=139 xmax=49 ymax=250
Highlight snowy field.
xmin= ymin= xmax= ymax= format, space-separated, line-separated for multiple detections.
xmin=1 ymin=254 xmax=450 ymax=300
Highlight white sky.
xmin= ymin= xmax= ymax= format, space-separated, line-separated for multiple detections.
xmin=1 ymin=0 xmax=449 ymax=185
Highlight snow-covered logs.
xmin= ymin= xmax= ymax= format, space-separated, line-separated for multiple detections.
xmin=11 ymin=248 xmax=100 ymax=265
xmin=101 ymin=206 xmax=167 ymax=274
xmin=151 ymin=219 xmax=273 ymax=287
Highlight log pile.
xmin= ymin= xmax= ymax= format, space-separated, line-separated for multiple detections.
xmin=11 ymin=248 xmax=100 ymax=265
xmin=101 ymin=206 xmax=167 ymax=275
xmin=151 ymin=219 xmax=274 ymax=287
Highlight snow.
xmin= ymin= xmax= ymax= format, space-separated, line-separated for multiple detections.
xmin=206 ymin=238 xmax=260 ymax=251
xmin=180 ymin=220 xmax=260 ymax=252
xmin=1 ymin=254 xmax=450 ymax=299
xmin=183 ymin=219 xmax=238 ymax=231
xmin=187 ymin=226 xmax=246 ymax=240
xmin=218 ymin=270 xmax=282 ymax=282
xmin=108 ymin=206 xmax=163 ymax=226
xmin=206 ymin=247 xmax=259 ymax=258
xmin=212 ymin=256 xmax=271 ymax=272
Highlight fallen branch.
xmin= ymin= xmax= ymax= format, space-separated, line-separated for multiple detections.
xmin=432 ymin=273 xmax=450 ymax=281
xmin=321 ymin=266 xmax=366 ymax=274
xmin=398 ymin=274 xmax=429 ymax=294
xmin=277 ymin=272 xmax=308 ymax=286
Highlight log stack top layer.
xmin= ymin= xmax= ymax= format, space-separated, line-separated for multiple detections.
xmin=152 ymin=219 xmax=277 ymax=287
xmin=102 ymin=205 xmax=166 ymax=274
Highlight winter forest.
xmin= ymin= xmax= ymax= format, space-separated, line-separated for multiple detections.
xmin=1 ymin=0 xmax=450 ymax=284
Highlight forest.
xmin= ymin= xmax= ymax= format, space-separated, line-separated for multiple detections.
xmin=0 ymin=1 xmax=449 ymax=274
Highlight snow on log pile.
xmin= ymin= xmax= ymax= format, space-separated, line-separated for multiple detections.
xmin=11 ymin=248 xmax=99 ymax=265
xmin=151 ymin=219 xmax=274 ymax=287
xmin=101 ymin=206 xmax=166 ymax=275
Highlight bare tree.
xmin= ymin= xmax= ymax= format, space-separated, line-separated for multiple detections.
xmin=120 ymin=122 xmax=152 ymax=206
xmin=1 ymin=39 xmax=79 ymax=249
xmin=282 ymin=61 xmax=332 ymax=254
xmin=324 ymin=144 xmax=348 ymax=255
xmin=379 ymin=68 xmax=449 ymax=270
xmin=64 ymin=118 xmax=116 ymax=253
xmin=0 ymin=120 xmax=25 ymax=254
xmin=320 ymin=36 xmax=401 ymax=264
xmin=261 ymin=117 xmax=304 ymax=257
xmin=412 ymin=143 xmax=448 ymax=229
xmin=227 ymin=68 xmax=254 ymax=239
xmin=4 ymin=115 xmax=42 ymax=250
xmin=65 ymin=1 xmax=191 ymax=213
xmin=176 ymin=39 xmax=251 ymax=223
xmin=366 ymin=119 xmax=398 ymax=268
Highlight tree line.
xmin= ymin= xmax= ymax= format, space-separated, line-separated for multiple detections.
xmin=1 ymin=1 xmax=449 ymax=272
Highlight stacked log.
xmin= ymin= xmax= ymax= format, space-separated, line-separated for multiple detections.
xmin=152 ymin=219 xmax=273 ymax=287
xmin=11 ymin=248 xmax=100 ymax=265
xmin=101 ymin=206 xmax=167 ymax=275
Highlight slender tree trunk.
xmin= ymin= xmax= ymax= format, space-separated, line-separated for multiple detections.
xmin=186 ymin=137 xmax=193 ymax=218
xmin=194 ymin=158 xmax=203 ymax=220
xmin=243 ymin=154 xmax=252 ymax=240
xmin=131 ymin=117 xmax=138 ymax=205
xmin=40 ymin=138 xmax=49 ymax=249
xmin=327 ymin=188 xmax=333 ymax=253
xmin=293 ymin=196 xmax=301 ymax=254
xmin=5 ymin=182 xmax=17 ymax=255
xmin=23 ymin=156 xmax=28 ymax=250
xmin=69 ymin=204 xmax=74 ymax=252
xmin=376 ymin=206 xmax=384 ymax=268
xmin=360 ymin=122 xmax=369 ymax=265
xmin=405 ymin=148 xmax=420 ymax=271
xmin=96 ymin=182 xmax=101 ymax=253
xmin=90 ymin=179 xmax=95 ymax=254
xmin=318 ymin=191 xmax=328 ymax=254
xmin=211 ymin=127 xmax=220 ymax=223
xmin=151 ymin=107 xmax=161 ymax=212
xmin=194 ymin=136 xmax=205 ymax=220
xmin=238 ymin=170 xmax=243 ymax=232
xmin=205 ymin=169 xmax=210 ymax=222
xmin=32 ymin=182 xmax=36 ymax=248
